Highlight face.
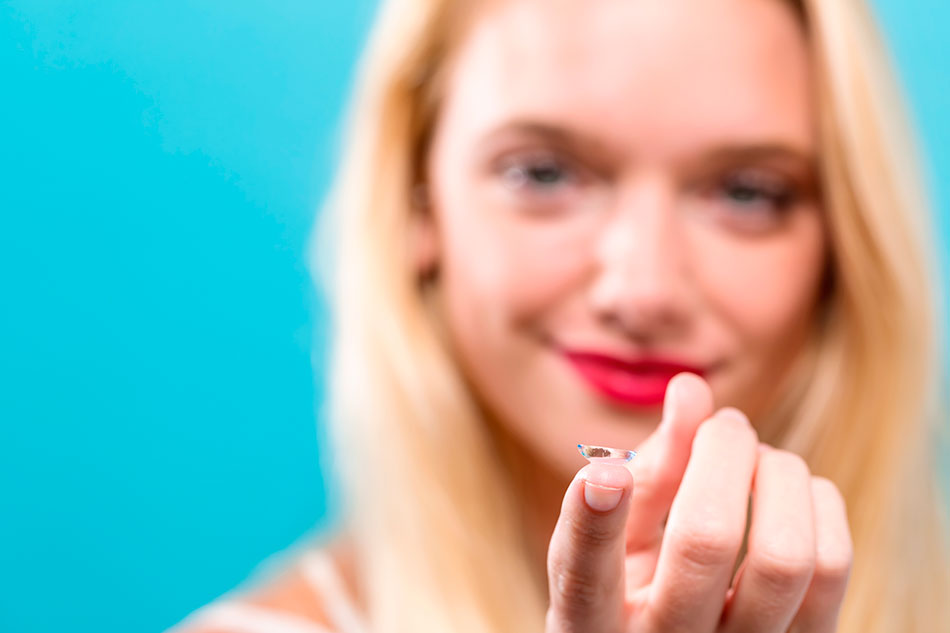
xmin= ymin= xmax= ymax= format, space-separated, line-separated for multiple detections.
xmin=420 ymin=0 xmax=827 ymax=478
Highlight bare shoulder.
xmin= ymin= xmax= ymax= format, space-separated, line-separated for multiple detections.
xmin=168 ymin=537 xmax=362 ymax=633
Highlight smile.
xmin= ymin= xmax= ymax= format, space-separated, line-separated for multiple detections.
xmin=560 ymin=350 xmax=708 ymax=408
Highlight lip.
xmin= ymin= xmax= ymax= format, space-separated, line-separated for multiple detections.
xmin=560 ymin=349 xmax=708 ymax=408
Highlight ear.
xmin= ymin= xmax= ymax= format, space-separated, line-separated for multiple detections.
xmin=408 ymin=183 xmax=440 ymax=280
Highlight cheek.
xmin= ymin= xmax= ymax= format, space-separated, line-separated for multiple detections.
xmin=694 ymin=212 xmax=826 ymax=348
xmin=437 ymin=205 xmax=593 ymax=331
xmin=433 ymin=202 xmax=598 ymax=439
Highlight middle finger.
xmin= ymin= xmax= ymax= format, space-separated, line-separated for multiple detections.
xmin=645 ymin=408 xmax=758 ymax=632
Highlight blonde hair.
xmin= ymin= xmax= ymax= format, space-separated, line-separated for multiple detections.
xmin=308 ymin=1 xmax=950 ymax=631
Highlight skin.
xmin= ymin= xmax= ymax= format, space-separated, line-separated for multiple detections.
xmin=416 ymin=0 xmax=853 ymax=631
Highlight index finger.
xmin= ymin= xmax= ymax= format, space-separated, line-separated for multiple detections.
xmin=546 ymin=462 xmax=633 ymax=633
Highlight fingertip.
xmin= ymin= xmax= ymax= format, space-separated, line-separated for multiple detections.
xmin=662 ymin=372 xmax=715 ymax=433
xmin=678 ymin=371 xmax=715 ymax=409
xmin=580 ymin=463 xmax=632 ymax=513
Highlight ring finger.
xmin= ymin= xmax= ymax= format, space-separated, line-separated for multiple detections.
xmin=720 ymin=444 xmax=816 ymax=632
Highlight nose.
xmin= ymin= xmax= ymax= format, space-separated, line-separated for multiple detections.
xmin=588 ymin=178 xmax=689 ymax=340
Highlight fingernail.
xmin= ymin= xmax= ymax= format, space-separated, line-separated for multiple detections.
xmin=580 ymin=463 xmax=630 ymax=512
xmin=584 ymin=480 xmax=623 ymax=512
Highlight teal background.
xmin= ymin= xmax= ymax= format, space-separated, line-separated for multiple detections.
xmin=0 ymin=2 xmax=946 ymax=632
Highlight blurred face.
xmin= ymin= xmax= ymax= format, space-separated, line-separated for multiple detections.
xmin=420 ymin=0 xmax=827 ymax=478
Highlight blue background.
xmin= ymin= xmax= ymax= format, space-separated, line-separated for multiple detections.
xmin=0 ymin=2 xmax=946 ymax=632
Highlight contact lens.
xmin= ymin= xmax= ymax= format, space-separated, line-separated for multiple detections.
xmin=577 ymin=444 xmax=637 ymax=465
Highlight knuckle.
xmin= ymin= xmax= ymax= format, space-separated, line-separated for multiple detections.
xmin=564 ymin=514 xmax=617 ymax=550
xmin=814 ymin=553 xmax=853 ymax=588
xmin=547 ymin=554 xmax=603 ymax=614
xmin=809 ymin=543 xmax=852 ymax=603
xmin=807 ymin=476 xmax=853 ymax=598
xmin=668 ymin=520 xmax=743 ymax=568
xmin=751 ymin=547 xmax=816 ymax=590
xmin=768 ymin=449 xmax=810 ymax=475
xmin=811 ymin=476 xmax=854 ymax=564
xmin=697 ymin=412 xmax=756 ymax=446
xmin=812 ymin=476 xmax=847 ymax=507
xmin=547 ymin=513 xmax=619 ymax=614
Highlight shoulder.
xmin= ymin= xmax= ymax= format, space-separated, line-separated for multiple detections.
xmin=168 ymin=539 xmax=364 ymax=633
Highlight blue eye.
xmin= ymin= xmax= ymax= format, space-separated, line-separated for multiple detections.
xmin=720 ymin=174 xmax=795 ymax=213
xmin=499 ymin=156 xmax=574 ymax=192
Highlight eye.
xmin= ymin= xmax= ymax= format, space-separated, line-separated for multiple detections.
xmin=718 ymin=171 xmax=796 ymax=214
xmin=497 ymin=152 xmax=577 ymax=194
xmin=687 ymin=169 xmax=803 ymax=233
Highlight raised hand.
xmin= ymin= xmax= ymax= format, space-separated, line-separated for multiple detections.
xmin=545 ymin=372 xmax=853 ymax=633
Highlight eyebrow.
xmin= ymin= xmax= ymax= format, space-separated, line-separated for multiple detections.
xmin=476 ymin=120 xmax=622 ymax=166
xmin=475 ymin=119 xmax=817 ymax=172
xmin=701 ymin=143 xmax=817 ymax=168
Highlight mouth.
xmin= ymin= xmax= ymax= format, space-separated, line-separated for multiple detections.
xmin=559 ymin=349 xmax=709 ymax=408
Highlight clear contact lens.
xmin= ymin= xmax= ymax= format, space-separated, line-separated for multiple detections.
xmin=577 ymin=444 xmax=637 ymax=465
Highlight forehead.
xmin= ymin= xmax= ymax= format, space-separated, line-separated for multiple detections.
xmin=437 ymin=0 xmax=814 ymax=161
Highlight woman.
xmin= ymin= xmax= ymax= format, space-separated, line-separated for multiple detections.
xmin=171 ymin=0 xmax=950 ymax=631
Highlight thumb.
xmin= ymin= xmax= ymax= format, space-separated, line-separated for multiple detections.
xmin=625 ymin=371 xmax=715 ymax=553
xmin=546 ymin=462 xmax=633 ymax=633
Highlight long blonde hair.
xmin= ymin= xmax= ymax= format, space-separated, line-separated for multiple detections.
xmin=308 ymin=1 xmax=950 ymax=631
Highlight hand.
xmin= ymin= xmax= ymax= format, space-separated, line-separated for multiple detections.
xmin=545 ymin=372 xmax=853 ymax=633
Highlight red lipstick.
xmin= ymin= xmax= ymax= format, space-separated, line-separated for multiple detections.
xmin=561 ymin=350 xmax=706 ymax=408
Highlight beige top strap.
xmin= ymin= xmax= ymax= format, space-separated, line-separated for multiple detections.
xmin=298 ymin=549 xmax=368 ymax=633
xmin=166 ymin=601 xmax=336 ymax=633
